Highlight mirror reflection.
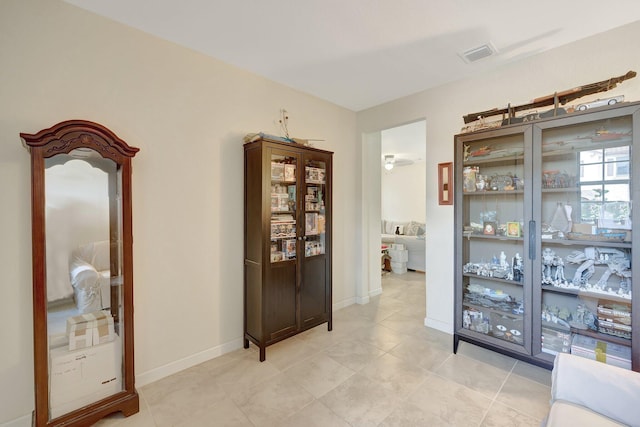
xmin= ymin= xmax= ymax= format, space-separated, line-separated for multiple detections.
xmin=44 ymin=148 xmax=124 ymax=419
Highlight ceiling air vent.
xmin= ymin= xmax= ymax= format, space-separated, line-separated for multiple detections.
xmin=460 ymin=43 xmax=496 ymax=63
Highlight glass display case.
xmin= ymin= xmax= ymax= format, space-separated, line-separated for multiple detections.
xmin=244 ymin=137 xmax=332 ymax=361
xmin=455 ymin=127 xmax=532 ymax=357
xmin=533 ymin=112 xmax=635 ymax=369
xmin=455 ymin=102 xmax=639 ymax=372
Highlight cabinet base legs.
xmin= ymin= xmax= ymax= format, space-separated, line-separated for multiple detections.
xmin=453 ymin=334 xmax=460 ymax=354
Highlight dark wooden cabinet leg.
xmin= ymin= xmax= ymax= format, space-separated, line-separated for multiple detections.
xmin=259 ymin=346 xmax=266 ymax=362
xmin=243 ymin=338 xmax=249 ymax=349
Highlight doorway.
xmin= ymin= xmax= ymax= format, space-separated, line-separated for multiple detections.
xmin=360 ymin=120 xmax=427 ymax=306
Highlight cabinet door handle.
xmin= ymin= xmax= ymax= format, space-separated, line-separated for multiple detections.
xmin=528 ymin=220 xmax=536 ymax=260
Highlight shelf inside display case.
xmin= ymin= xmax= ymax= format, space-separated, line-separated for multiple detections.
xmin=542 ymin=284 xmax=632 ymax=304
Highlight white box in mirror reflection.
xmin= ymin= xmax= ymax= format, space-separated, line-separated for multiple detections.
xmin=49 ymin=335 xmax=122 ymax=418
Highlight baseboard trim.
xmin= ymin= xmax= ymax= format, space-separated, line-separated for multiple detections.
xmin=334 ymin=297 xmax=356 ymax=310
xmin=136 ymin=296 xmax=359 ymax=387
xmin=135 ymin=338 xmax=244 ymax=387
xmin=368 ymin=286 xmax=382 ymax=298
xmin=425 ymin=317 xmax=453 ymax=334
xmin=0 ymin=413 xmax=31 ymax=427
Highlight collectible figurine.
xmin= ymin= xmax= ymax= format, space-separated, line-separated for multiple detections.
xmin=512 ymin=253 xmax=523 ymax=282
xmin=541 ymin=248 xmax=568 ymax=286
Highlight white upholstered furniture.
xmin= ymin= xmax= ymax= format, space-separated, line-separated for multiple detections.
xmin=545 ymin=353 xmax=640 ymax=427
xmin=69 ymin=241 xmax=111 ymax=313
xmin=381 ymin=220 xmax=425 ymax=271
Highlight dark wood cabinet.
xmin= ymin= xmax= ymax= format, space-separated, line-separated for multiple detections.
xmin=244 ymin=137 xmax=332 ymax=361
xmin=454 ymin=102 xmax=639 ymax=372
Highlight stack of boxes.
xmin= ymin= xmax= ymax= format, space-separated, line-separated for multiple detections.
xmin=388 ymin=244 xmax=408 ymax=274
xmin=66 ymin=310 xmax=115 ymax=350
xmin=570 ymin=334 xmax=631 ymax=370
xmin=597 ymin=302 xmax=632 ymax=340
xmin=49 ymin=310 xmax=120 ymax=418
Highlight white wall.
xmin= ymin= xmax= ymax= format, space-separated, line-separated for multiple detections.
xmin=0 ymin=0 xmax=358 ymax=424
xmin=357 ymin=21 xmax=640 ymax=334
xmin=381 ymin=162 xmax=426 ymax=223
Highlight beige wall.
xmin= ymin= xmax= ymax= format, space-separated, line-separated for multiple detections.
xmin=0 ymin=0 xmax=358 ymax=424
xmin=2 ymin=0 xmax=640 ymax=424
xmin=357 ymin=21 xmax=640 ymax=333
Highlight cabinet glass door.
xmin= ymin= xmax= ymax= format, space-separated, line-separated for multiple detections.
xmin=458 ymin=130 xmax=530 ymax=352
xmin=269 ymin=153 xmax=298 ymax=263
xmin=304 ymin=158 xmax=327 ymax=257
xmin=535 ymin=115 xmax=633 ymax=366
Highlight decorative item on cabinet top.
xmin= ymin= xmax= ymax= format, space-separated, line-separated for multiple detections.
xmin=244 ymin=131 xmax=324 ymax=147
xmin=460 ymin=70 xmax=637 ymax=132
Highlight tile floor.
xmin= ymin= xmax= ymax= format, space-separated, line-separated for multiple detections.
xmin=98 ymin=271 xmax=551 ymax=426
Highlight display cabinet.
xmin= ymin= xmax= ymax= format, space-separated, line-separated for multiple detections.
xmin=454 ymin=102 xmax=639 ymax=372
xmin=244 ymin=137 xmax=332 ymax=361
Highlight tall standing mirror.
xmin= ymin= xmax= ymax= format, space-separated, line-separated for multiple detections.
xmin=21 ymin=120 xmax=139 ymax=426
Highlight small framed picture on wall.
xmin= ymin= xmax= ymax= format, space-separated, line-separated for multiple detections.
xmin=438 ymin=162 xmax=453 ymax=205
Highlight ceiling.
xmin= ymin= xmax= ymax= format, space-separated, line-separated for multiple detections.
xmin=381 ymin=121 xmax=426 ymax=168
xmin=64 ymin=1 xmax=640 ymax=112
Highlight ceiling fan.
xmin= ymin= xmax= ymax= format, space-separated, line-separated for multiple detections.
xmin=383 ymin=154 xmax=414 ymax=170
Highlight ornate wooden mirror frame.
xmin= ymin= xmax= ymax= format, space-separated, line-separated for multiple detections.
xmin=21 ymin=120 xmax=139 ymax=426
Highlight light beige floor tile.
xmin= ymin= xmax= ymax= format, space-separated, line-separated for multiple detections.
xmin=359 ymin=352 xmax=430 ymax=398
xmin=435 ymin=353 xmax=512 ymax=399
xmin=208 ymin=356 xmax=281 ymax=394
xmin=197 ymin=346 xmax=259 ymax=371
xmin=377 ymin=284 xmax=405 ymax=300
xmin=94 ymin=406 xmax=155 ymax=427
xmin=380 ymin=311 xmax=432 ymax=336
xmin=323 ymin=338 xmax=386 ymax=371
xmin=480 ymin=402 xmax=542 ymax=427
xmin=368 ymin=294 xmax=408 ymax=312
xmin=295 ymin=322 xmax=349 ymax=351
xmin=175 ymin=397 xmax=253 ymax=427
xmin=231 ymin=373 xmax=315 ymax=426
xmin=331 ymin=313 xmax=375 ymax=334
xmin=495 ymin=373 xmax=551 ymax=421
xmin=348 ymin=301 xmax=397 ymax=322
xmin=278 ymin=400 xmax=351 ymax=427
xmin=283 ymin=353 xmax=355 ymax=398
xmin=121 ymin=271 xmax=555 ymax=426
xmin=385 ymin=374 xmax=492 ymax=426
xmin=398 ymin=302 xmax=426 ymax=318
xmin=410 ymin=324 xmax=453 ymax=350
xmin=320 ymin=373 xmax=401 ymax=427
xmin=350 ymin=323 xmax=410 ymax=352
xmin=511 ymin=360 xmax=552 ymax=387
xmin=455 ymin=341 xmax=518 ymax=371
xmin=389 ymin=335 xmax=452 ymax=372
xmin=140 ymin=362 xmax=216 ymax=405
xmin=261 ymin=335 xmax=317 ymax=370
xmin=144 ymin=377 xmax=228 ymax=427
